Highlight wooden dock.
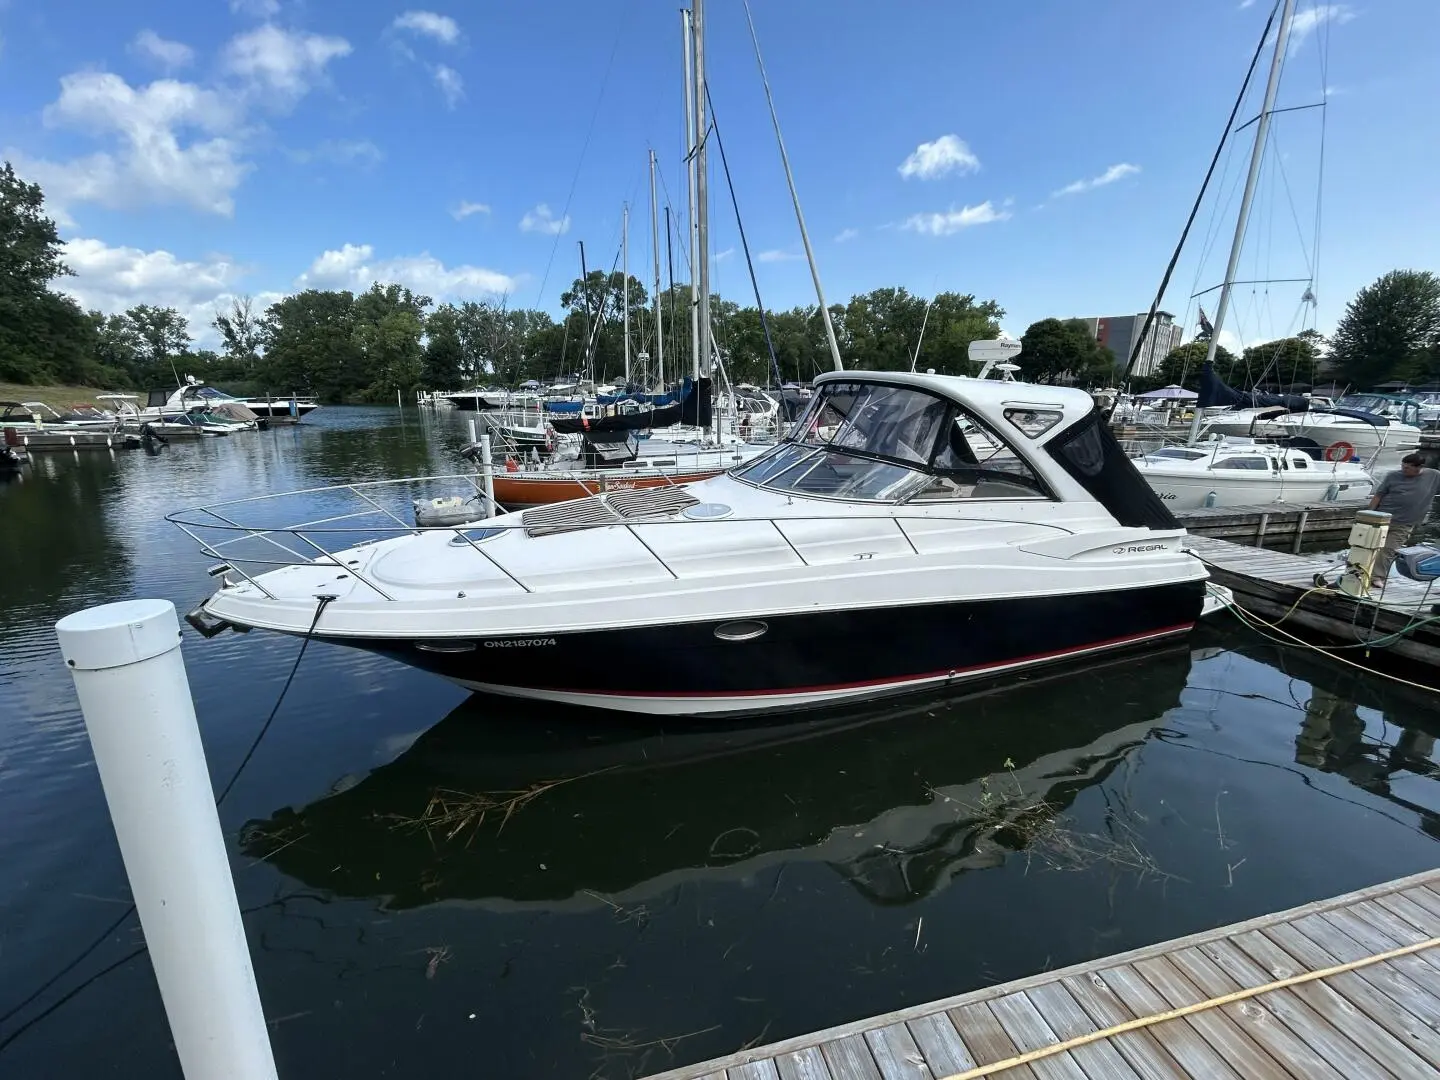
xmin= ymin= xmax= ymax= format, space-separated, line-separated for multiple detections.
xmin=2 ymin=428 xmax=138 ymax=452
xmin=1188 ymin=535 xmax=1440 ymax=668
xmin=644 ymin=869 xmax=1440 ymax=1080
xmin=1174 ymin=502 xmax=1359 ymax=549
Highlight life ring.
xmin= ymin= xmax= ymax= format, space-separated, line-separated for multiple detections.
xmin=1324 ymin=441 xmax=1355 ymax=462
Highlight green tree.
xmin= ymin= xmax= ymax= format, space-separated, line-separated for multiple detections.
xmin=1134 ymin=340 xmax=1240 ymax=393
xmin=213 ymin=296 xmax=267 ymax=369
xmin=0 ymin=160 xmax=98 ymax=385
xmin=422 ymin=304 xmax=465 ymax=389
xmin=560 ymin=271 xmax=650 ymax=382
xmin=124 ymin=305 xmax=192 ymax=387
xmin=1240 ymin=334 xmax=1323 ymax=387
xmin=1016 ymin=318 xmax=1115 ymax=384
xmin=263 ymin=290 xmax=362 ymax=401
xmin=1330 ymin=270 xmax=1440 ymax=386
xmin=919 ymin=292 xmax=1005 ymax=376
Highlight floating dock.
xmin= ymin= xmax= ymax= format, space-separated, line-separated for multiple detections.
xmin=644 ymin=869 xmax=1440 ymax=1080
xmin=2 ymin=428 xmax=138 ymax=452
xmin=1189 ymin=535 xmax=1440 ymax=668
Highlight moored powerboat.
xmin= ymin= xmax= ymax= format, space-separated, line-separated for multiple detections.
xmin=174 ymin=370 xmax=1208 ymax=717
xmin=1251 ymin=395 xmax=1422 ymax=455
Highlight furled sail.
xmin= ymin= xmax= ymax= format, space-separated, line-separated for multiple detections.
xmin=1197 ymin=362 xmax=1309 ymax=412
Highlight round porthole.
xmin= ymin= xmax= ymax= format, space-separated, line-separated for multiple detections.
xmin=714 ymin=620 xmax=768 ymax=642
xmin=683 ymin=502 xmax=733 ymax=520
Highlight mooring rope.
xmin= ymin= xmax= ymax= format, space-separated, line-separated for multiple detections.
xmin=936 ymin=933 xmax=1440 ymax=1080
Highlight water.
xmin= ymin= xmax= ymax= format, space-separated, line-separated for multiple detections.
xmin=2 ymin=407 xmax=1437 ymax=1079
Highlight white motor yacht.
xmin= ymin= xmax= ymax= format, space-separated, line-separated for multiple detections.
xmin=175 ymin=370 xmax=1208 ymax=717
xmin=1251 ymin=396 xmax=1422 ymax=455
xmin=1132 ymin=439 xmax=1373 ymax=509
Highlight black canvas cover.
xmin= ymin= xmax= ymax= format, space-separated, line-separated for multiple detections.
xmin=1197 ymin=362 xmax=1309 ymax=412
xmin=1045 ymin=410 xmax=1180 ymax=530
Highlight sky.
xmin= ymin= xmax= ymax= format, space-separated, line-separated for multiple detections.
xmin=1 ymin=0 xmax=1437 ymax=354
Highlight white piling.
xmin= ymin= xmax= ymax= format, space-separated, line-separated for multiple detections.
xmin=396 ymin=388 xmax=403 ymax=410
xmin=479 ymin=433 xmax=496 ymax=518
xmin=467 ymin=417 xmax=478 ymax=445
xmin=55 ymin=600 xmax=279 ymax=1080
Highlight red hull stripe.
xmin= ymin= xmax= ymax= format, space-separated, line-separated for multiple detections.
xmin=552 ymin=622 xmax=1196 ymax=699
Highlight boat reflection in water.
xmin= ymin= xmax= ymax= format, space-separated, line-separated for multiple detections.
xmin=242 ymin=647 xmax=1194 ymax=911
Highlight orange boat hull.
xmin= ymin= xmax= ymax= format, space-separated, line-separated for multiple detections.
xmin=491 ymin=468 xmax=723 ymax=507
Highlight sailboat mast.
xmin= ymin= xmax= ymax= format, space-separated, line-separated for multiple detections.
xmin=622 ymin=203 xmax=630 ymax=386
xmin=1188 ymin=0 xmax=1295 ymax=443
xmin=691 ymin=0 xmax=709 ymax=388
xmin=650 ymin=149 xmax=664 ymax=390
xmin=682 ymin=9 xmax=700 ymax=387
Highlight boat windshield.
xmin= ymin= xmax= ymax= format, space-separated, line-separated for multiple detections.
xmin=734 ymin=381 xmax=1049 ymax=502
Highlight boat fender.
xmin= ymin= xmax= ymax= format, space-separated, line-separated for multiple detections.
xmin=1324 ymin=440 xmax=1354 ymax=462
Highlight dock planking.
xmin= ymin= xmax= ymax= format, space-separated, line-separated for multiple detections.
xmin=642 ymin=870 xmax=1440 ymax=1080
xmin=1172 ymin=502 xmax=1360 ymax=549
xmin=1187 ymin=534 xmax=1440 ymax=668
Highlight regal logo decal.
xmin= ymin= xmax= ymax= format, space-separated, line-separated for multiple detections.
xmin=484 ymin=637 xmax=558 ymax=648
xmin=1113 ymin=543 xmax=1168 ymax=555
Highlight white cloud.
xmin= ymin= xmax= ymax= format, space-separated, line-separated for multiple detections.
xmin=431 ymin=64 xmax=463 ymax=108
xmin=519 ymin=203 xmax=570 ymax=236
xmin=11 ymin=22 xmax=350 ymax=221
xmin=58 ymin=237 xmax=269 ymax=345
xmin=297 ymin=242 xmax=517 ymax=298
xmin=756 ymin=249 xmax=802 ymax=263
xmin=290 ymin=138 xmax=383 ymax=166
xmin=898 ymin=134 xmax=980 ymax=181
xmin=834 ymin=227 xmax=859 ymax=243
xmin=230 ymin=0 xmax=281 ymax=16
xmin=9 ymin=72 xmax=249 ymax=217
xmin=131 ymin=30 xmax=195 ymax=72
xmin=713 ymin=247 xmax=735 ymax=262
xmin=451 ymin=200 xmax=490 ymax=220
xmin=1288 ymin=5 xmax=1354 ymax=53
xmin=1051 ymin=162 xmax=1140 ymax=198
xmin=392 ymin=11 xmax=461 ymax=45
xmin=1238 ymin=0 xmax=1257 ymax=8
xmin=222 ymin=24 xmax=351 ymax=106
xmin=901 ymin=201 xmax=1010 ymax=236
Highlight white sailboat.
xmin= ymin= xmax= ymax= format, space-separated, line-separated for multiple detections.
xmin=1144 ymin=0 xmax=1365 ymax=510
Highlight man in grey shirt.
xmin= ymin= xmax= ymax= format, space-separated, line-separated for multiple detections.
xmin=1367 ymin=453 xmax=1440 ymax=585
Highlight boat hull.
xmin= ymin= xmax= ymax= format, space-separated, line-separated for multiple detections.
xmin=1135 ymin=470 xmax=1372 ymax=509
xmin=348 ymin=581 xmax=1203 ymax=716
xmin=238 ymin=399 xmax=320 ymax=419
xmin=491 ymin=468 xmax=724 ymax=507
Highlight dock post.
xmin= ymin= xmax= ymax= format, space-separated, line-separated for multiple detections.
xmin=1255 ymin=512 xmax=1270 ymax=546
xmin=480 ymin=433 xmax=496 ymax=517
xmin=54 ymin=600 xmax=279 ymax=1080
xmin=1293 ymin=510 xmax=1309 ymax=553
xmin=467 ymin=418 xmax=478 ymax=445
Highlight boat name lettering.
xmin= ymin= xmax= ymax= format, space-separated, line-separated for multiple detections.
xmin=483 ymin=637 xmax=558 ymax=648
xmin=1113 ymin=543 xmax=1168 ymax=554
xmin=1158 ymin=492 xmax=1177 ymax=500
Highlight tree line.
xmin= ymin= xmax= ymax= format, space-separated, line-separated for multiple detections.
xmin=4 ymin=160 xmax=1438 ymax=401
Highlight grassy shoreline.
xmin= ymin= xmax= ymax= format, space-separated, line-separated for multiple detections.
xmin=0 ymin=382 xmax=119 ymax=408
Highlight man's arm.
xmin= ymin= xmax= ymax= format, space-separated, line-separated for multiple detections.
xmin=1369 ymin=472 xmax=1393 ymax=511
